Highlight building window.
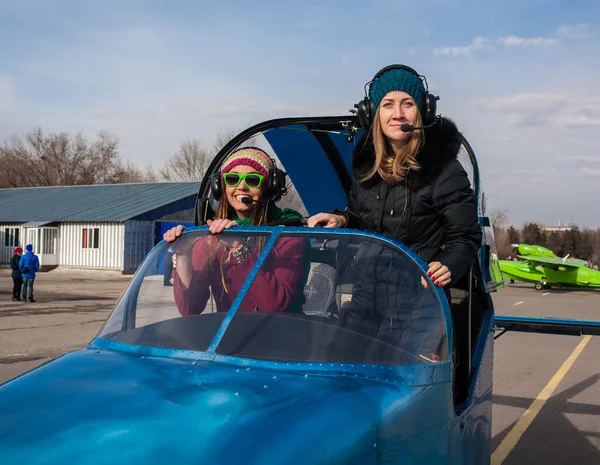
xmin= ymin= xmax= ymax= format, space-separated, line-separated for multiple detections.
xmin=82 ymin=227 xmax=99 ymax=249
xmin=4 ymin=227 xmax=20 ymax=248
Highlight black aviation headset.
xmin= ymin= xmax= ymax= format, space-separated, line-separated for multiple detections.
xmin=208 ymin=147 xmax=288 ymax=204
xmin=354 ymin=64 xmax=440 ymax=130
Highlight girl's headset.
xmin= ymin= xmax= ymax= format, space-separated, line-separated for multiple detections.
xmin=354 ymin=64 xmax=439 ymax=130
xmin=208 ymin=148 xmax=287 ymax=203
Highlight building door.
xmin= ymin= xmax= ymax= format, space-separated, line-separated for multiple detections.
xmin=26 ymin=228 xmax=40 ymax=259
xmin=41 ymin=228 xmax=58 ymax=266
xmin=25 ymin=227 xmax=58 ymax=266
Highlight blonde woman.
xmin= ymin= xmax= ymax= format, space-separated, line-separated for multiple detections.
xmin=308 ymin=65 xmax=481 ymax=288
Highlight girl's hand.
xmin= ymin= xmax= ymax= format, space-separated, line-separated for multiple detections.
xmin=207 ymin=219 xmax=238 ymax=234
xmin=207 ymin=219 xmax=242 ymax=248
xmin=163 ymin=225 xmax=186 ymax=243
xmin=307 ymin=213 xmax=347 ymax=228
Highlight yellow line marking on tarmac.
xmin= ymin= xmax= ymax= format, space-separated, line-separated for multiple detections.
xmin=513 ymin=301 xmax=524 ymax=306
xmin=542 ymin=292 xmax=550 ymax=296
xmin=491 ymin=335 xmax=592 ymax=465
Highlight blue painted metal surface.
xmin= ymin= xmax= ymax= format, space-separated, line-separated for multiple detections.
xmin=0 ymin=348 xmax=452 ymax=464
xmin=263 ymin=125 xmax=349 ymax=215
xmin=494 ymin=315 xmax=600 ymax=336
xmin=448 ymin=312 xmax=495 ymax=463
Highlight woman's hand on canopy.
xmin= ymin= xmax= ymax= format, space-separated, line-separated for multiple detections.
xmin=163 ymin=225 xmax=186 ymax=243
xmin=207 ymin=219 xmax=242 ymax=248
xmin=163 ymin=225 xmax=200 ymax=256
xmin=207 ymin=219 xmax=238 ymax=234
xmin=427 ymin=262 xmax=451 ymax=287
xmin=307 ymin=213 xmax=347 ymax=228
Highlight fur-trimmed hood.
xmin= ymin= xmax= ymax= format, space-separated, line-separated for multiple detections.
xmin=352 ymin=117 xmax=462 ymax=190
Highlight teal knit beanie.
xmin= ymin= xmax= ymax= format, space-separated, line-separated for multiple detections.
xmin=369 ymin=68 xmax=426 ymax=113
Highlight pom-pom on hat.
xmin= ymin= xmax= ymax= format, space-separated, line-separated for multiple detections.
xmin=221 ymin=147 xmax=273 ymax=179
xmin=369 ymin=67 xmax=426 ymax=113
xmin=26 ymin=244 xmax=33 ymax=252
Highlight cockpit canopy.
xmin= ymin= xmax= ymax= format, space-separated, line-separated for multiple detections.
xmin=99 ymin=228 xmax=449 ymax=367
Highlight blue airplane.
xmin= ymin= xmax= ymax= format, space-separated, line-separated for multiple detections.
xmin=1 ymin=116 xmax=599 ymax=464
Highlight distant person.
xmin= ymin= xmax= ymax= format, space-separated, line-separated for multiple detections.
xmin=10 ymin=247 xmax=23 ymax=302
xmin=586 ymin=259 xmax=593 ymax=269
xmin=19 ymin=244 xmax=40 ymax=303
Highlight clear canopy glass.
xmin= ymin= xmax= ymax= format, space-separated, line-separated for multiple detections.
xmin=99 ymin=228 xmax=448 ymax=366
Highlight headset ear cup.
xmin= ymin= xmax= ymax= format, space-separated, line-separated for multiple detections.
xmin=209 ymin=172 xmax=222 ymax=201
xmin=423 ymin=93 xmax=437 ymax=125
xmin=268 ymin=168 xmax=287 ymax=200
xmin=355 ymin=97 xmax=373 ymax=130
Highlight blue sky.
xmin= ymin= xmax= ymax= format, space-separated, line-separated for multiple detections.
xmin=1 ymin=0 xmax=600 ymax=226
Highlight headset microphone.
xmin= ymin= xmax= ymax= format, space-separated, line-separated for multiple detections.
xmin=400 ymin=116 xmax=441 ymax=133
xmin=240 ymin=197 xmax=270 ymax=205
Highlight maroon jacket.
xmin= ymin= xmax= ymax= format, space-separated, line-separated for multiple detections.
xmin=174 ymin=236 xmax=308 ymax=315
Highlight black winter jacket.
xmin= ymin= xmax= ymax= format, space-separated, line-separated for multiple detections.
xmin=345 ymin=117 xmax=481 ymax=282
xmin=10 ymin=254 xmax=22 ymax=278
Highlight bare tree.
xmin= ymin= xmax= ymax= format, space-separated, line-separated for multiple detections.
xmin=159 ymin=139 xmax=211 ymax=182
xmin=159 ymin=131 xmax=237 ymax=182
xmin=212 ymin=129 xmax=237 ymax=153
xmin=0 ymin=128 xmax=146 ymax=187
xmin=142 ymin=165 xmax=159 ymax=182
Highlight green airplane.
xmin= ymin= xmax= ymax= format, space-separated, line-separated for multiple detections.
xmin=499 ymin=243 xmax=600 ymax=290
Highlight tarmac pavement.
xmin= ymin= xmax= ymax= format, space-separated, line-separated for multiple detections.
xmin=492 ymin=282 xmax=600 ymax=464
xmin=0 ymin=270 xmax=599 ymax=463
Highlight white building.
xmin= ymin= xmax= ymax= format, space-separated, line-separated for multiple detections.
xmin=1 ymin=183 xmax=198 ymax=273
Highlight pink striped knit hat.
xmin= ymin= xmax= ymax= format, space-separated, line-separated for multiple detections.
xmin=221 ymin=147 xmax=273 ymax=178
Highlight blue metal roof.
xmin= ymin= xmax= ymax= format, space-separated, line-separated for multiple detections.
xmin=0 ymin=183 xmax=200 ymax=223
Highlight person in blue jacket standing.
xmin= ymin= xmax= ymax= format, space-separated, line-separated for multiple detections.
xmin=19 ymin=244 xmax=40 ymax=302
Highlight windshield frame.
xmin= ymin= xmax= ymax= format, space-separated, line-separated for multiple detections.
xmin=91 ymin=226 xmax=453 ymax=382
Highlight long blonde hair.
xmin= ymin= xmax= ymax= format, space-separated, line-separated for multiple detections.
xmin=360 ymin=106 xmax=424 ymax=184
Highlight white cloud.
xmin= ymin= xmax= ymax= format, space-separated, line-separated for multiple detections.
xmin=564 ymin=116 xmax=600 ymax=127
xmin=433 ymin=36 xmax=492 ymax=57
xmin=565 ymin=138 xmax=600 ymax=149
xmin=556 ymin=155 xmax=600 ymax=163
xmin=581 ymin=168 xmax=600 ymax=177
xmin=434 ymin=23 xmax=590 ymax=57
xmin=497 ymin=23 xmax=592 ymax=48
xmin=556 ymin=23 xmax=592 ymax=40
xmin=473 ymin=93 xmax=600 ymax=127
xmin=497 ymin=36 xmax=558 ymax=47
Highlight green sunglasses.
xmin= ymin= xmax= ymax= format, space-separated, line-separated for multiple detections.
xmin=223 ymin=172 xmax=265 ymax=188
